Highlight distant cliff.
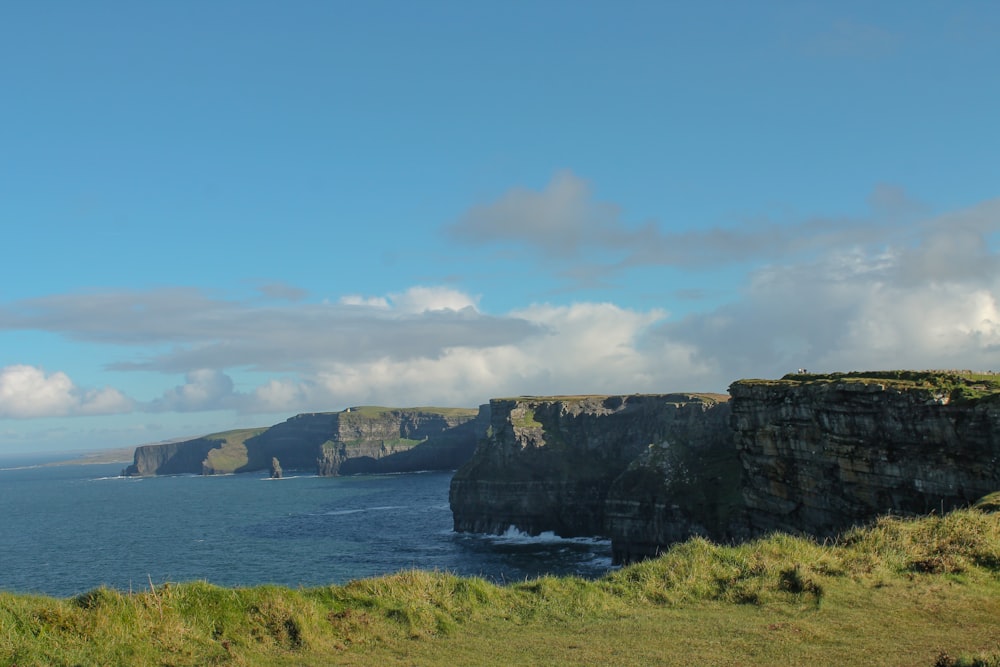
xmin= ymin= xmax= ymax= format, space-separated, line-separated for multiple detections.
xmin=125 ymin=406 xmax=488 ymax=477
xmin=125 ymin=428 xmax=266 ymax=476
xmin=449 ymin=372 xmax=1000 ymax=564
xmin=449 ymin=394 xmax=742 ymax=561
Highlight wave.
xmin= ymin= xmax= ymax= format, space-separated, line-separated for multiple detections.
xmin=481 ymin=526 xmax=612 ymax=547
xmin=323 ymin=505 xmax=407 ymax=516
xmin=0 ymin=464 xmax=45 ymax=472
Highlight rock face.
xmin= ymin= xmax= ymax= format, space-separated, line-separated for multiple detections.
xmin=126 ymin=437 xmax=226 ymax=476
xmin=316 ymin=406 xmax=490 ymax=476
xmin=449 ymin=372 xmax=1000 ymax=565
xmin=730 ymin=375 xmax=1000 ymax=538
xmin=125 ymin=406 xmax=488 ymax=476
xmin=449 ymin=394 xmax=740 ymax=560
xmin=603 ymin=401 xmax=745 ymax=563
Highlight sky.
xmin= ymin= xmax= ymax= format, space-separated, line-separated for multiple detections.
xmin=2 ymin=1 xmax=999 ymax=455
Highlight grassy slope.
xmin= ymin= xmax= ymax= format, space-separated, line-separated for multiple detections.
xmin=202 ymin=428 xmax=269 ymax=473
xmin=4 ymin=508 xmax=999 ymax=666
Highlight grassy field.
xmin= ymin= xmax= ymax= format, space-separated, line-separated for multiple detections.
xmin=3 ymin=505 xmax=999 ymax=666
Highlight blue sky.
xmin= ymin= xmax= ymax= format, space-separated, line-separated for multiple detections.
xmin=2 ymin=1 xmax=999 ymax=454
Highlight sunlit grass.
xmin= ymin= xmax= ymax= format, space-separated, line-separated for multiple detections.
xmin=4 ymin=506 xmax=999 ymax=666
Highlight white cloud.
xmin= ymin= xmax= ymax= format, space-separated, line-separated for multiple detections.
xmin=388 ymin=285 xmax=479 ymax=313
xmin=1 ymin=194 xmax=998 ymax=425
xmin=149 ymin=369 xmax=236 ymax=412
xmin=657 ymin=206 xmax=1000 ymax=380
xmin=0 ymin=365 xmax=133 ymax=419
xmin=236 ymin=301 xmax=709 ymax=412
xmin=339 ymin=294 xmax=389 ymax=308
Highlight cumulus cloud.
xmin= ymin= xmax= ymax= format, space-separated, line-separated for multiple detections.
xmin=657 ymin=199 xmax=1000 ymax=380
xmin=386 ymin=285 xmax=479 ymax=313
xmin=0 ymin=365 xmax=133 ymax=419
xmin=237 ymin=301 xmax=701 ymax=412
xmin=149 ymin=369 xmax=237 ymax=412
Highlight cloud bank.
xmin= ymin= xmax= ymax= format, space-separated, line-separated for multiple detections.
xmin=1 ymin=184 xmax=998 ymax=422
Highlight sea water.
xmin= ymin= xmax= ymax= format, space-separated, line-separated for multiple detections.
xmin=0 ymin=459 xmax=613 ymax=598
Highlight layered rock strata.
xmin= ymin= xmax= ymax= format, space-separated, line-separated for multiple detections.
xmin=730 ymin=375 xmax=1000 ymax=537
xmin=449 ymin=394 xmax=739 ymax=561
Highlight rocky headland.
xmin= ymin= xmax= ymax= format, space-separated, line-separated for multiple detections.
xmin=124 ymin=405 xmax=489 ymax=477
xmin=449 ymin=372 xmax=1000 ymax=563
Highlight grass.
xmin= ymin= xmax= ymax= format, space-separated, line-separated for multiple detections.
xmin=202 ymin=428 xmax=268 ymax=474
xmin=739 ymin=370 xmax=1000 ymax=404
xmin=341 ymin=406 xmax=479 ymax=419
xmin=494 ymin=393 xmax=730 ymax=403
xmin=4 ymin=506 xmax=1000 ymax=666
xmin=510 ymin=406 xmax=543 ymax=430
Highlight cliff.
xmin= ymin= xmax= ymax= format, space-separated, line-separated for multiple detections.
xmin=125 ymin=428 xmax=265 ymax=476
xmin=125 ymin=406 xmax=487 ymax=476
xmin=731 ymin=372 xmax=1000 ymax=538
xmin=449 ymin=393 xmax=739 ymax=558
xmin=449 ymin=371 xmax=1000 ymax=565
xmin=603 ymin=400 xmax=744 ymax=563
xmin=317 ymin=405 xmax=490 ymax=475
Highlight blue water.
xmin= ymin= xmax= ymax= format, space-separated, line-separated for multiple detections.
xmin=0 ymin=460 xmax=613 ymax=598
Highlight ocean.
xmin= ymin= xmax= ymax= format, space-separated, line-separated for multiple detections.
xmin=0 ymin=459 xmax=613 ymax=598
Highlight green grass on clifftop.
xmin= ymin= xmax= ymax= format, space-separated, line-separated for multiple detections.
xmin=4 ymin=506 xmax=1000 ymax=666
xmin=202 ymin=428 xmax=268 ymax=474
xmin=342 ymin=406 xmax=479 ymax=419
xmin=741 ymin=370 xmax=1000 ymax=403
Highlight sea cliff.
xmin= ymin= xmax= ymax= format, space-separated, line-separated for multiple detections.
xmin=449 ymin=393 xmax=741 ymax=562
xmin=125 ymin=405 xmax=488 ymax=477
xmin=449 ymin=372 xmax=1000 ymax=564
xmin=731 ymin=372 xmax=1000 ymax=537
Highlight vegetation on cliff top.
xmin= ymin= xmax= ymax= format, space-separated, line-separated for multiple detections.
xmin=494 ymin=392 xmax=730 ymax=404
xmin=4 ymin=505 xmax=999 ymax=666
xmin=201 ymin=428 xmax=269 ymax=473
xmin=339 ymin=406 xmax=479 ymax=419
xmin=739 ymin=370 xmax=1000 ymax=403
